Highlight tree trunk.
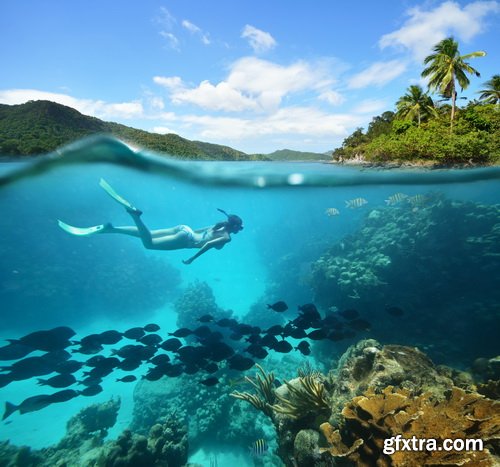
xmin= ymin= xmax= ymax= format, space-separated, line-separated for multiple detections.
xmin=450 ymin=89 xmax=456 ymax=133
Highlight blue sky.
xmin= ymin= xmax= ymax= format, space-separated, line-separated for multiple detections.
xmin=1 ymin=0 xmax=499 ymax=153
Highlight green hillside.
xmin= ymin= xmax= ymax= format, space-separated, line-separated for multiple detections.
xmin=0 ymin=100 xmax=258 ymax=160
xmin=263 ymin=148 xmax=329 ymax=161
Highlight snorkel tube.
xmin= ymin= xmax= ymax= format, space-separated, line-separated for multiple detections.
xmin=217 ymin=208 xmax=243 ymax=232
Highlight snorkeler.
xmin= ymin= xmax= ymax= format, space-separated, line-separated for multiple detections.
xmin=57 ymin=179 xmax=243 ymax=265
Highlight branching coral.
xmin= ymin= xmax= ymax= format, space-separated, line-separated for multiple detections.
xmin=230 ymin=364 xmax=276 ymax=418
xmin=272 ymin=376 xmax=331 ymax=420
xmin=320 ymin=385 xmax=500 ymax=466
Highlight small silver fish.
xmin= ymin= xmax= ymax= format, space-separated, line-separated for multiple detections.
xmin=345 ymin=197 xmax=367 ymax=208
xmin=325 ymin=207 xmax=340 ymax=216
xmin=385 ymin=193 xmax=408 ymax=205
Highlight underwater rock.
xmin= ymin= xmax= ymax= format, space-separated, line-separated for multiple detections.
xmin=293 ymin=429 xmax=320 ymax=466
xmin=310 ymin=195 xmax=500 ymax=363
xmin=57 ymin=398 xmax=121 ymax=450
xmin=174 ymin=280 xmax=232 ymax=331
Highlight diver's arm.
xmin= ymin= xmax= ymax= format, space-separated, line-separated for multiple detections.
xmin=182 ymin=237 xmax=228 ymax=265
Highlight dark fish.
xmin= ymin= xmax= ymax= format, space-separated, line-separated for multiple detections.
xmin=327 ymin=331 xmax=345 ymax=341
xmin=111 ymin=344 xmax=145 ymax=360
xmin=228 ymin=354 xmax=255 ymax=371
xmin=207 ymin=342 xmax=234 ymax=362
xmin=348 ymin=318 xmax=371 ymax=331
xmin=197 ymin=315 xmax=214 ymax=323
xmin=0 ymin=342 xmax=34 ymax=361
xmin=233 ymin=324 xmax=254 ymax=335
xmin=93 ymin=357 xmax=120 ymax=370
xmin=72 ymin=344 xmax=103 ymax=355
xmin=144 ymin=368 xmax=164 ymax=381
xmin=183 ymin=364 xmax=200 ymax=375
xmin=168 ymin=328 xmax=193 ymax=338
xmin=3 ymin=351 xmax=70 ymax=381
xmin=250 ymin=439 xmax=269 ymax=457
xmin=307 ymin=329 xmax=328 ymax=340
xmin=139 ymin=334 xmax=162 ymax=346
xmin=83 ymin=366 xmax=114 ymax=379
xmin=77 ymin=334 xmax=102 ymax=347
xmin=267 ymin=301 xmax=288 ymax=312
xmin=200 ymin=377 xmax=219 ymax=386
xmin=272 ymin=340 xmax=293 ymax=353
xmin=160 ymin=338 xmax=183 ymax=352
xmin=229 ymin=333 xmax=243 ymax=341
xmin=298 ymin=304 xmax=321 ymax=321
xmin=85 ymin=355 xmax=107 ymax=367
xmin=289 ymin=328 xmax=307 ymax=339
xmin=386 ymin=306 xmax=404 ymax=317
xmin=164 ymin=364 xmax=183 ymax=377
xmin=0 ymin=374 xmax=13 ymax=388
xmin=48 ymin=389 xmax=80 ymax=404
xmin=116 ymin=375 xmax=137 ymax=383
xmin=3 ymin=395 xmax=53 ymax=420
xmin=143 ymin=323 xmax=160 ymax=332
xmin=203 ymin=362 xmax=219 ymax=374
xmin=98 ymin=330 xmax=123 ymax=345
xmin=215 ymin=318 xmax=238 ymax=328
xmin=123 ymin=327 xmax=146 ymax=340
xmin=261 ymin=334 xmax=278 ymax=349
xmin=80 ymin=385 xmax=103 ymax=396
xmin=296 ymin=341 xmax=311 ymax=356
xmin=79 ymin=376 xmax=103 ymax=387
xmin=265 ymin=325 xmax=284 ymax=336
xmin=37 ymin=374 xmax=76 ymax=388
xmin=245 ymin=334 xmax=262 ymax=344
xmin=117 ymin=358 xmax=141 ymax=371
xmin=340 ymin=309 xmax=359 ymax=320
xmin=149 ymin=354 xmax=170 ymax=366
xmin=193 ymin=326 xmax=212 ymax=338
xmin=245 ymin=345 xmax=268 ymax=360
xmin=13 ymin=326 xmax=76 ymax=352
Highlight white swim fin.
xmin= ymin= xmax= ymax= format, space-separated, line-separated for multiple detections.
xmin=57 ymin=220 xmax=108 ymax=236
xmin=99 ymin=178 xmax=138 ymax=212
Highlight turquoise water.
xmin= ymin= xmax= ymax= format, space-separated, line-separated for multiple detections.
xmin=0 ymin=136 xmax=499 ymax=465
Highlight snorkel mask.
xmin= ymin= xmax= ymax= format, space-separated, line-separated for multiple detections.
xmin=217 ymin=208 xmax=244 ymax=232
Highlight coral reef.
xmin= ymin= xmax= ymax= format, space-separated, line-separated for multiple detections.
xmin=174 ymin=280 xmax=233 ymax=330
xmin=230 ymin=339 xmax=499 ymax=467
xmin=320 ymin=385 xmax=500 ymax=466
xmin=310 ymin=195 xmax=500 ymax=363
xmin=104 ymin=417 xmax=188 ymax=467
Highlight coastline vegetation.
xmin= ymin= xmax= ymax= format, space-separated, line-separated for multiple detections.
xmin=333 ymin=37 xmax=499 ymax=165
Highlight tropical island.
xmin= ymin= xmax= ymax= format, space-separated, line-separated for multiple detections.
xmin=0 ymin=38 xmax=498 ymax=165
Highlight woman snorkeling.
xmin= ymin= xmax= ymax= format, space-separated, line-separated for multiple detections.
xmin=58 ymin=179 xmax=243 ymax=265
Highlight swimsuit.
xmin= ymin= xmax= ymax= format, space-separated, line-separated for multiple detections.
xmin=177 ymin=225 xmax=214 ymax=247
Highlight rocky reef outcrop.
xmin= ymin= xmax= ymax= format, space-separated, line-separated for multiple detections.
xmin=232 ymin=339 xmax=500 ymax=467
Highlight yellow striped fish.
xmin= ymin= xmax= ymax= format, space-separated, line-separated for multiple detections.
xmin=345 ymin=197 xmax=367 ymax=208
xmin=250 ymin=439 xmax=269 ymax=457
xmin=407 ymin=194 xmax=426 ymax=206
xmin=385 ymin=193 xmax=408 ymax=206
xmin=325 ymin=207 xmax=340 ymax=217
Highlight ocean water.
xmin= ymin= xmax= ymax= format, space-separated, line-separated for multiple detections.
xmin=0 ymin=136 xmax=499 ymax=466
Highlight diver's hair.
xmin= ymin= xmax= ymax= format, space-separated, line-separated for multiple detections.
xmin=214 ymin=208 xmax=243 ymax=233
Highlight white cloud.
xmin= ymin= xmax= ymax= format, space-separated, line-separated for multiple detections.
xmin=0 ymin=89 xmax=143 ymax=119
xmin=154 ymin=57 xmax=331 ymax=112
xmin=379 ymin=1 xmax=499 ymax=60
xmin=352 ymin=99 xmax=389 ymax=114
xmin=159 ymin=31 xmax=180 ymax=51
xmin=241 ymin=25 xmax=277 ymax=53
xmin=348 ymin=60 xmax=407 ymax=89
xmin=178 ymin=106 xmax=361 ymax=141
xmin=318 ymin=90 xmax=345 ymax=106
xmin=153 ymin=76 xmax=184 ymax=90
xmin=182 ymin=19 xmax=211 ymax=45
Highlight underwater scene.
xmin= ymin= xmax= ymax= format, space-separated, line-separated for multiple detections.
xmin=0 ymin=137 xmax=499 ymax=466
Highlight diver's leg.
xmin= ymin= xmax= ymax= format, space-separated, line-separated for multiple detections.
xmin=126 ymin=211 xmax=154 ymax=248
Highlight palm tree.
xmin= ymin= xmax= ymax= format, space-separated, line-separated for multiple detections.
xmin=396 ymin=85 xmax=437 ymax=126
xmin=477 ymin=74 xmax=500 ymax=105
xmin=421 ymin=37 xmax=486 ymax=131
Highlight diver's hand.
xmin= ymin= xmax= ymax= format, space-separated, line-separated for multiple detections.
xmin=182 ymin=258 xmax=193 ymax=265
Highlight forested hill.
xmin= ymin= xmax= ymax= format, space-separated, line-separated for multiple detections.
xmin=0 ymin=100 xmax=260 ymax=160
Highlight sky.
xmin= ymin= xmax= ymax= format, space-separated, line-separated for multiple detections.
xmin=0 ymin=0 xmax=499 ymax=154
